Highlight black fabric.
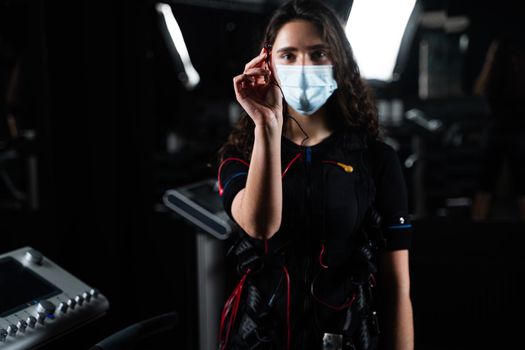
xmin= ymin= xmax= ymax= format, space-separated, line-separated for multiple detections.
xmin=366 ymin=141 xmax=413 ymax=250
xmin=219 ymin=129 xmax=412 ymax=251
xmin=218 ymin=128 xmax=412 ymax=349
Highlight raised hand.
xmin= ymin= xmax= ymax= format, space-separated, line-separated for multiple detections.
xmin=233 ymin=48 xmax=283 ymax=130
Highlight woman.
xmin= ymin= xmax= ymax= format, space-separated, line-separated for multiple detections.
xmin=217 ymin=1 xmax=413 ymax=349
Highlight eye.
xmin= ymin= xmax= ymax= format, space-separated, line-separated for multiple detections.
xmin=311 ymin=50 xmax=328 ymax=61
xmin=280 ymin=52 xmax=295 ymax=61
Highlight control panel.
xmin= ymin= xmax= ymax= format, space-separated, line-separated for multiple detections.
xmin=0 ymin=247 xmax=109 ymax=349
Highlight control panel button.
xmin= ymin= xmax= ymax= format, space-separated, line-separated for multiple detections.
xmin=27 ymin=316 xmax=37 ymax=328
xmin=90 ymin=288 xmax=99 ymax=298
xmin=75 ymin=295 xmax=84 ymax=306
xmin=36 ymin=300 xmax=56 ymax=315
xmin=24 ymin=249 xmax=44 ymax=265
xmin=37 ymin=313 xmax=46 ymax=325
xmin=0 ymin=329 xmax=7 ymax=342
xmin=17 ymin=320 xmax=28 ymax=333
xmin=7 ymin=324 xmax=18 ymax=337
xmin=82 ymin=291 xmax=91 ymax=303
xmin=58 ymin=302 xmax=68 ymax=313
xmin=67 ymin=298 xmax=76 ymax=310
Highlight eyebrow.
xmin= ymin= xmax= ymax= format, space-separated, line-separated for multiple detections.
xmin=275 ymin=44 xmax=328 ymax=53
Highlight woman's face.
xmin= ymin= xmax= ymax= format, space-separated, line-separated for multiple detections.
xmin=271 ymin=19 xmax=332 ymax=67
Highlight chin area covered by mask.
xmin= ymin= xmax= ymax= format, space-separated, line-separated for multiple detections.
xmin=275 ymin=64 xmax=338 ymax=116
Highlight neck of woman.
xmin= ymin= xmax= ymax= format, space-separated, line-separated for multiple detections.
xmin=283 ymin=107 xmax=332 ymax=146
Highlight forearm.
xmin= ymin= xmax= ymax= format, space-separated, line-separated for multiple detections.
xmin=384 ymin=290 xmax=414 ymax=350
xmin=235 ymin=124 xmax=282 ymax=239
xmin=394 ymin=292 xmax=414 ymax=350
xmin=378 ymin=250 xmax=414 ymax=350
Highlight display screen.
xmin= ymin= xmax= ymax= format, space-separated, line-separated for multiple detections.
xmin=0 ymin=257 xmax=62 ymax=317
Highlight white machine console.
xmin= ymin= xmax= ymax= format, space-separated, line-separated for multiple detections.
xmin=0 ymin=247 xmax=110 ymax=349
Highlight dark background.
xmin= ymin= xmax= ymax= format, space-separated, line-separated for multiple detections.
xmin=1 ymin=0 xmax=524 ymax=349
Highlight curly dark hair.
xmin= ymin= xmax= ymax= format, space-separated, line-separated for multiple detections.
xmin=218 ymin=0 xmax=379 ymax=161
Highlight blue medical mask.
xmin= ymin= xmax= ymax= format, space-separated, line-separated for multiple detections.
xmin=275 ymin=64 xmax=338 ymax=116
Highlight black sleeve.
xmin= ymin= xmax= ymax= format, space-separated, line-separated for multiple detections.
xmin=218 ymin=148 xmax=249 ymax=222
xmin=368 ymin=141 xmax=412 ymax=251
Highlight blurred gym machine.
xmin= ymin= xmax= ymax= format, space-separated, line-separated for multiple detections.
xmin=163 ymin=178 xmax=234 ymax=350
xmin=401 ymin=96 xmax=491 ymax=218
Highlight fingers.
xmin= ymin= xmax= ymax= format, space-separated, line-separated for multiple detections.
xmin=244 ymin=68 xmax=271 ymax=85
xmin=233 ymin=74 xmax=247 ymax=99
xmin=239 ymin=49 xmax=272 ymax=89
xmin=233 ymin=73 xmax=260 ymax=99
xmin=244 ymin=67 xmax=270 ymax=77
xmin=232 ymin=50 xmax=275 ymax=110
xmin=244 ymin=50 xmax=267 ymax=71
xmin=233 ymin=67 xmax=271 ymax=94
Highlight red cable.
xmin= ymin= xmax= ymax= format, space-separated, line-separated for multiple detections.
xmin=282 ymin=152 xmax=302 ymax=178
xmin=218 ymin=151 xmax=301 ymax=349
xmin=220 ymin=279 xmax=243 ymax=334
xmin=219 ymin=152 xmax=300 ymax=197
xmin=219 ymin=269 xmax=251 ymax=350
xmin=219 ymin=287 xmax=238 ymax=348
xmin=319 ymin=244 xmax=328 ymax=269
xmin=217 ymin=157 xmax=250 ymax=196
xmin=311 ymin=285 xmax=356 ymax=311
xmin=316 ymin=243 xmax=358 ymax=310
xmin=282 ymin=265 xmax=291 ymax=350
xmin=219 ymin=274 xmax=246 ymax=349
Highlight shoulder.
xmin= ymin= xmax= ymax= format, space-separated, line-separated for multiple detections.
xmin=336 ymin=130 xmax=399 ymax=168
xmin=337 ymin=128 xmax=395 ymax=156
xmin=367 ymin=138 xmax=397 ymax=158
xmin=365 ymin=139 xmax=401 ymax=174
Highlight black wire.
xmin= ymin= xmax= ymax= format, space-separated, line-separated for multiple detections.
xmin=263 ymin=52 xmax=310 ymax=148
xmin=286 ymin=114 xmax=310 ymax=147
xmin=270 ymin=81 xmax=310 ymax=147
xmin=267 ymin=270 xmax=284 ymax=307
